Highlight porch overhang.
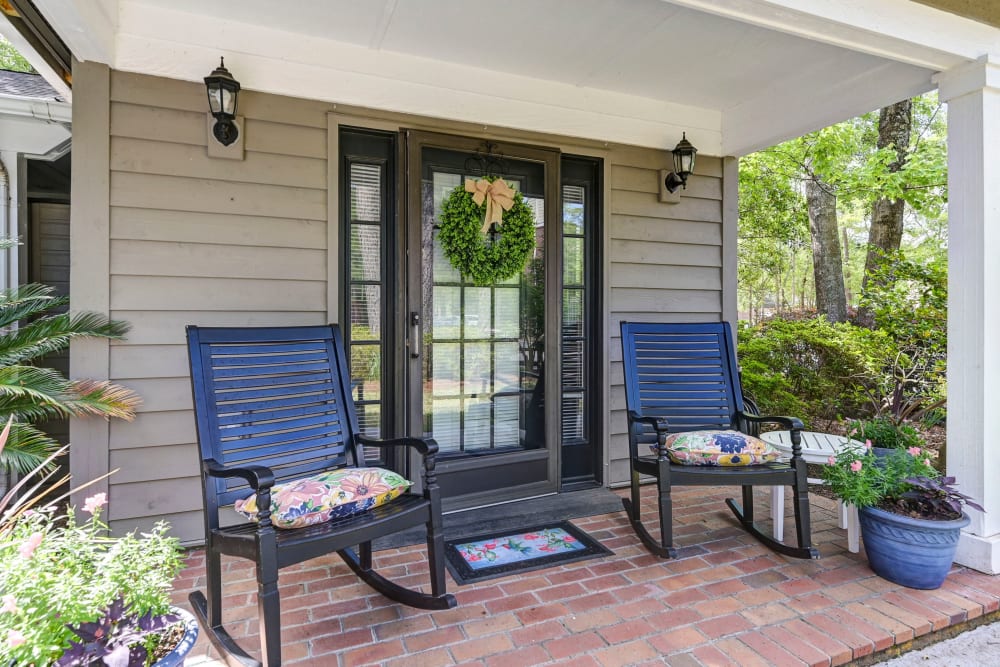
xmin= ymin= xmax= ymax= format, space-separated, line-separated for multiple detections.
xmin=25 ymin=0 xmax=997 ymax=156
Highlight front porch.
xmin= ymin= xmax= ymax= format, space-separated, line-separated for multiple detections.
xmin=172 ymin=485 xmax=1000 ymax=666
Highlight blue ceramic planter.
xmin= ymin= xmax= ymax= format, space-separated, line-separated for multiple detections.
xmin=153 ymin=607 xmax=199 ymax=667
xmin=859 ymin=506 xmax=969 ymax=590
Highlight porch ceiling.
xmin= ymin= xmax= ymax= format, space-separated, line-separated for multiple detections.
xmin=32 ymin=0 xmax=1000 ymax=154
xmin=132 ymin=0 xmax=912 ymax=113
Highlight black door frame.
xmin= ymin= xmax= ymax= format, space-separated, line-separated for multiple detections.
xmin=404 ymin=130 xmax=562 ymax=510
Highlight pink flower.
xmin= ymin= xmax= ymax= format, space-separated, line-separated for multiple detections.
xmin=850 ymin=460 xmax=863 ymax=473
xmin=925 ymin=459 xmax=932 ymax=467
xmin=18 ymin=532 xmax=43 ymax=559
xmin=564 ymin=536 xmax=576 ymax=542
xmin=1 ymin=595 xmax=16 ymax=614
xmin=828 ymin=456 xmax=836 ymax=465
xmin=83 ymin=492 xmax=107 ymax=515
xmin=907 ymin=447 xmax=922 ymax=457
xmin=6 ymin=629 xmax=25 ymax=648
xmin=865 ymin=439 xmax=873 ymax=449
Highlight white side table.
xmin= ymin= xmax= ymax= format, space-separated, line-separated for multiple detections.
xmin=760 ymin=430 xmax=865 ymax=553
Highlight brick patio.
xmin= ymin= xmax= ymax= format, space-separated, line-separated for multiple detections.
xmin=172 ymin=485 xmax=1000 ymax=666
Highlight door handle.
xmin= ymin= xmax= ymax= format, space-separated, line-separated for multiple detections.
xmin=410 ymin=312 xmax=421 ymax=358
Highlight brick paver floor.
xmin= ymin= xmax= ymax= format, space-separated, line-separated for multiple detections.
xmin=172 ymin=485 xmax=1000 ymax=666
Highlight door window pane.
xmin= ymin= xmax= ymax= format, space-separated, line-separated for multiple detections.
xmin=421 ymin=148 xmax=546 ymax=456
xmin=344 ymin=154 xmax=391 ymax=466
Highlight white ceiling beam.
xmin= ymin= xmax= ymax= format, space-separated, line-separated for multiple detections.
xmin=664 ymin=0 xmax=1000 ymax=70
xmin=722 ymin=59 xmax=935 ymax=155
xmin=31 ymin=0 xmax=117 ymax=65
xmin=114 ymin=2 xmax=723 ymax=154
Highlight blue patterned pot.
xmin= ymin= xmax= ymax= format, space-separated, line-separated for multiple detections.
xmin=153 ymin=607 xmax=199 ymax=667
xmin=859 ymin=506 xmax=969 ymax=590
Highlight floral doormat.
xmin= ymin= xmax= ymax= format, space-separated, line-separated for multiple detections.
xmin=443 ymin=520 xmax=613 ymax=584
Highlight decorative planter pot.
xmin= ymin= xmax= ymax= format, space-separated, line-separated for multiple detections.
xmin=153 ymin=607 xmax=200 ymax=667
xmin=859 ymin=506 xmax=969 ymax=590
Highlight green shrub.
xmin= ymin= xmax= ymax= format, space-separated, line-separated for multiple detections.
xmin=848 ymin=417 xmax=923 ymax=450
xmin=857 ymin=251 xmax=947 ymax=424
xmin=737 ymin=316 xmax=892 ymax=427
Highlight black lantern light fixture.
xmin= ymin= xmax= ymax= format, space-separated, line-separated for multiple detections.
xmin=664 ymin=132 xmax=698 ymax=193
xmin=204 ymin=58 xmax=241 ymax=146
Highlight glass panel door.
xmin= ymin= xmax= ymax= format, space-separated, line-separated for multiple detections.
xmin=406 ymin=134 xmax=560 ymax=508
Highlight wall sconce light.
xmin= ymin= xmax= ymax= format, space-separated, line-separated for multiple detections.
xmin=204 ymin=58 xmax=241 ymax=146
xmin=664 ymin=133 xmax=698 ymax=193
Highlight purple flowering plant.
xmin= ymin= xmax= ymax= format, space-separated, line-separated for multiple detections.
xmin=0 ymin=419 xmax=183 ymax=666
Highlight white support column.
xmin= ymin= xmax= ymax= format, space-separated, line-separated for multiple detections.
xmin=935 ymin=55 xmax=1000 ymax=574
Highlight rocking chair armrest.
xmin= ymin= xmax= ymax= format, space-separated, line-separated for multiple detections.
xmin=627 ymin=410 xmax=670 ymax=432
xmin=203 ymin=458 xmax=276 ymax=490
xmin=737 ymin=411 xmax=804 ymax=431
xmin=357 ymin=435 xmax=439 ymax=457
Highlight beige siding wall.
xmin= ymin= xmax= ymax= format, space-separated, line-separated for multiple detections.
xmin=84 ymin=70 xmax=725 ymax=542
xmin=606 ymin=150 xmax=724 ymax=485
xmin=105 ymin=72 xmax=329 ymax=538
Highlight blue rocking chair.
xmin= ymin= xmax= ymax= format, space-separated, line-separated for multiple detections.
xmin=620 ymin=321 xmax=819 ymax=560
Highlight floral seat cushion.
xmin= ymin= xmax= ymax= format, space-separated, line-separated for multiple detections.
xmin=234 ymin=467 xmax=412 ymax=529
xmin=651 ymin=430 xmax=782 ymax=466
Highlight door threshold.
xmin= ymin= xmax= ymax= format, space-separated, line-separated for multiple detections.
xmin=444 ymin=491 xmax=557 ymax=515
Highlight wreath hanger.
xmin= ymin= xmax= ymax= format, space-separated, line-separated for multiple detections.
xmin=464 ymin=141 xmax=508 ymax=180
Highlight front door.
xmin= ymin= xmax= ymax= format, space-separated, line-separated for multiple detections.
xmin=405 ymin=132 xmax=561 ymax=509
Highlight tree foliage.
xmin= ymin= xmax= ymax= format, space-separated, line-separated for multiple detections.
xmin=857 ymin=250 xmax=947 ymax=422
xmin=738 ymin=91 xmax=947 ymax=320
xmin=0 ymin=37 xmax=34 ymax=73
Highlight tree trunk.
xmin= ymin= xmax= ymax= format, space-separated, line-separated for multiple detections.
xmin=806 ymin=178 xmax=848 ymax=322
xmin=858 ymin=99 xmax=912 ymax=326
xmin=843 ymin=227 xmax=852 ymax=305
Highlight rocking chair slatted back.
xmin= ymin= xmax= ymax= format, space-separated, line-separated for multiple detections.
xmin=621 ymin=322 xmax=743 ymax=451
xmin=187 ymin=325 xmax=358 ymax=510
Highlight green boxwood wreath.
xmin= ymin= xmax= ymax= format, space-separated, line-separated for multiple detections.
xmin=437 ymin=179 xmax=536 ymax=286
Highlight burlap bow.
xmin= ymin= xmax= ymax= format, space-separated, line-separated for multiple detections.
xmin=465 ymin=178 xmax=515 ymax=234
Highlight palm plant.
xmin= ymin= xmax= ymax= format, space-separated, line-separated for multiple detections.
xmin=0 ymin=279 xmax=140 ymax=474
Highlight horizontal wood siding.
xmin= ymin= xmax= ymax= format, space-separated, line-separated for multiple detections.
xmin=97 ymin=71 xmax=727 ymax=541
xmin=606 ymin=151 xmax=724 ymax=485
xmin=106 ymin=72 xmax=328 ymax=540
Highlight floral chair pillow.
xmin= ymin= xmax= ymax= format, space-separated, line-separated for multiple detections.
xmin=651 ymin=430 xmax=782 ymax=466
xmin=234 ymin=467 xmax=412 ymax=529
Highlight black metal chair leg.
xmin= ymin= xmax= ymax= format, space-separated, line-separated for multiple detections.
xmin=792 ymin=462 xmax=814 ymax=550
xmin=426 ymin=520 xmax=447 ymax=597
xmin=629 ymin=468 xmax=642 ymax=519
xmin=657 ymin=465 xmax=673 ymax=554
xmin=741 ymin=485 xmax=755 ymax=524
xmin=359 ymin=541 xmax=373 ymax=571
xmin=256 ymin=549 xmax=282 ymax=667
xmin=205 ymin=545 xmax=223 ymax=628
